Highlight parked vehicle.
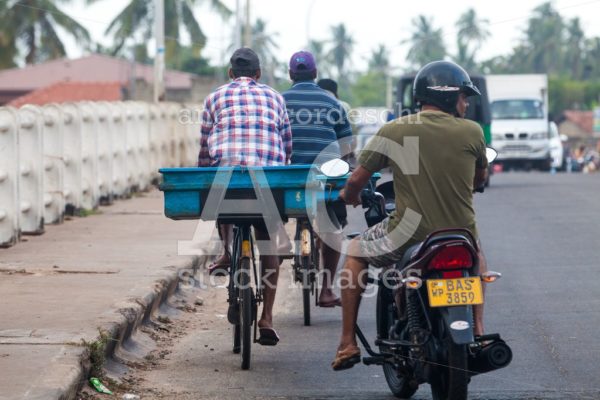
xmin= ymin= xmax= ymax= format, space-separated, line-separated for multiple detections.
xmin=487 ymin=74 xmax=563 ymax=171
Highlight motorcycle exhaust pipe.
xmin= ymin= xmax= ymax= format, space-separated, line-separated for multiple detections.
xmin=469 ymin=340 xmax=513 ymax=375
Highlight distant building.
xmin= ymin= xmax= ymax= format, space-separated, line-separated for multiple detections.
xmin=0 ymin=54 xmax=221 ymax=106
xmin=7 ymin=81 xmax=123 ymax=107
xmin=557 ymin=110 xmax=597 ymax=139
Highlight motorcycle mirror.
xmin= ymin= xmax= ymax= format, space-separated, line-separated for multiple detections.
xmin=319 ymin=159 xmax=350 ymax=178
xmin=486 ymin=147 xmax=498 ymax=163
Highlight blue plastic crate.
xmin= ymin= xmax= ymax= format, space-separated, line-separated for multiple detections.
xmin=159 ymin=165 xmax=322 ymax=220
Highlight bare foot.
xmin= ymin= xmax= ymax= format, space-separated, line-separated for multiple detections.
xmin=257 ymin=318 xmax=273 ymax=330
xmin=318 ymin=289 xmax=341 ymax=307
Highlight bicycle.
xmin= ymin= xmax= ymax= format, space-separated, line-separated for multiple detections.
xmin=227 ymin=221 xmax=261 ymax=370
xmin=292 ymin=217 xmax=320 ymax=326
xmin=160 ymin=164 xmax=330 ymax=370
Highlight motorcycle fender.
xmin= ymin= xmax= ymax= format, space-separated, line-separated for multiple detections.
xmin=439 ymin=306 xmax=474 ymax=345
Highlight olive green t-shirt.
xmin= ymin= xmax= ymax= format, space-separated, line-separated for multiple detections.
xmin=358 ymin=110 xmax=486 ymax=241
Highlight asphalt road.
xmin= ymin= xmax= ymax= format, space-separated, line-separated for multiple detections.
xmin=125 ymin=172 xmax=600 ymax=400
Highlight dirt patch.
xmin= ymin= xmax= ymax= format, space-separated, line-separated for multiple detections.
xmin=76 ymin=277 xmax=226 ymax=400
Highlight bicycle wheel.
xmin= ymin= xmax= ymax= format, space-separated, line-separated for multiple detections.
xmin=230 ymin=228 xmax=241 ymax=354
xmin=239 ymin=258 xmax=253 ymax=370
xmin=301 ymin=255 xmax=311 ymax=326
xmin=232 ymin=324 xmax=241 ymax=354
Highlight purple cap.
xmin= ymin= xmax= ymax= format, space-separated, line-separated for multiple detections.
xmin=289 ymin=51 xmax=316 ymax=73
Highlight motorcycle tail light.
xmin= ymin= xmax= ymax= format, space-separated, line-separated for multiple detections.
xmin=442 ymin=270 xmax=463 ymax=279
xmin=428 ymin=245 xmax=473 ymax=270
xmin=481 ymin=271 xmax=502 ymax=283
xmin=402 ymin=276 xmax=422 ymax=289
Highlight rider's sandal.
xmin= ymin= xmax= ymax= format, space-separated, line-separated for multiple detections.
xmin=331 ymin=346 xmax=361 ymax=371
xmin=207 ymin=255 xmax=231 ymax=275
xmin=317 ymin=297 xmax=342 ymax=308
xmin=257 ymin=327 xmax=280 ymax=346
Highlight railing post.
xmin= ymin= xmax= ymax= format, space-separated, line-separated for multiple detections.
xmin=92 ymin=102 xmax=114 ymax=204
xmin=17 ymin=105 xmax=45 ymax=234
xmin=41 ymin=104 xmax=65 ymax=224
xmin=77 ymin=102 xmax=99 ymax=211
xmin=61 ymin=103 xmax=83 ymax=214
xmin=124 ymin=102 xmax=142 ymax=192
xmin=0 ymin=107 xmax=20 ymax=246
xmin=108 ymin=102 xmax=129 ymax=198
xmin=148 ymin=104 xmax=160 ymax=177
xmin=134 ymin=101 xmax=152 ymax=189
xmin=183 ymin=103 xmax=201 ymax=167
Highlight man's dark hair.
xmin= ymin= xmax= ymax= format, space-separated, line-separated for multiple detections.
xmin=291 ymin=71 xmax=316 ymax=82
xmin=231 ymin=67 xmax=259 ymax=78
xmin=317 ymin=78 xmax=338 ymax=97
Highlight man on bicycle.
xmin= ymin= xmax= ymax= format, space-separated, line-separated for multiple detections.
xmin=199 ymin=47 xmax=292 ymax=345
xmin=332 ymin=60 xmax=489 ymax=370
xmin=282 ymin=51 xmax=353 ymax=307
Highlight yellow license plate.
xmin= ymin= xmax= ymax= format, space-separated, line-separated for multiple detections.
xmin=427 ymin=278 xmax=483 ymax=307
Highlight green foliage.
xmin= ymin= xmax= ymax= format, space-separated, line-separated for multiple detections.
xmin=0 ymin=0 xmax=90 ymax=65
xmin=368 ymin=44 xmax=390 ymax=72
xmin=328 ymin=24 xmax=355 ymax=82
xmin=167 ymin=46 xmax=216 ymax=76
xmin=404 ymin=15 xmax=446 ymax=68
xmin=80 ymin=330 xmax=112 ymax=378
xmin=548 ymin=77 xmax=600 ymax=116
xmin=454 ymin=8 xmax=490 ymax=71
xmin=88 ymin=0 xmax=231 ymax=66
xmin=351 ymin=71 xmax=387 ymax=107
xmin=481 ymin=2 xmax=600 ymax=80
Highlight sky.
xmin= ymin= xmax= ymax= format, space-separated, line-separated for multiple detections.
xmin=62 ymin=0 xmax=600 ymax=72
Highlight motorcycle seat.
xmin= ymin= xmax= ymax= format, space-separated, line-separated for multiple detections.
xmin=397 ymin=233 xmax=473 ymax=269
xmin=397 ymin=243 xmax=421 ymax=268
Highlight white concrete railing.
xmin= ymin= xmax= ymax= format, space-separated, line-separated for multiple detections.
xmin=0 ymin=101 xmax=201 ymax=248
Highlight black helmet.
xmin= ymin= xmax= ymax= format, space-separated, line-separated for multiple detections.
xmin=413 ymin=60 xmax=480 ymax=114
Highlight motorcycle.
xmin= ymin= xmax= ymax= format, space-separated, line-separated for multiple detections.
xmin=340 ymin=149 xmax=512 ymax=400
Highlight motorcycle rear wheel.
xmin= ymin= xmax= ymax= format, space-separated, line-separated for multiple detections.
xmin=377 ymin=287 xmax=417 ymax=399
xmin=430 ymin=339 xmax=468 ymax=400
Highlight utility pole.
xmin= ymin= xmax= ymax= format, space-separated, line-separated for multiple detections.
xmin=243 ymin=0 xmax=251 ymax=47
xmin=234 ymin=0 xmax=242 ymax=49
xmin=154 ymin=0 xmax=165 ymax=102
xmin=129 ymin=9 xmax=136 ymax=100
xmin=386 ymin=67 xmax=393 ymax=110
xmin=305 ymin=0 xmax=316 ymax=47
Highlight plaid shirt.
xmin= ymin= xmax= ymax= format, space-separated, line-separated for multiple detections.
xmin=198 ymin=77 xmax=292 ymax=167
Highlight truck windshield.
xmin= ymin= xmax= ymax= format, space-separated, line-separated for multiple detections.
xmin=491 ymin=100 xmax=544 ymax=120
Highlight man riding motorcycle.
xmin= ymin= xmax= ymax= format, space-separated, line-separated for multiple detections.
xmin=332 ymin=60 xmax=489 ymax=370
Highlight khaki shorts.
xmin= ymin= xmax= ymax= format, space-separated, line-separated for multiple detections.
xmin=358 ymin=216 xmax=420 ymax=268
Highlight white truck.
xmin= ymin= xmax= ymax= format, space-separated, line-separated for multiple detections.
xmin=487 ymin=74 xmax=563 ymax=171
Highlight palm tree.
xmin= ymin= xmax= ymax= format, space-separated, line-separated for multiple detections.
xmin=404 ymin=15 xmax=446 ymax=69
xmin=250 ymin=18 xmax=279 ymax=85
xmin=308 ymin=39 xmax=332 ymax=76
xmin=524 ymin=2 xmax=564 ymax=74
xmin=251 ymin=19 xmax=278 ymax=67
xmin=88 ymin=0 xmax=231 ymax=64
xmin=455 ymin=8 xmax=490 ymax=71
xmin=0 ymin=0 xmax=90 ymax=65
xmin=368 ymin=44 xmax=390 ymax=73
xmin=0 ymin=32 xmax=17 ymax=69
xmin=328 ymin=23 xmax=355 ymax=81
xmin=583 ymin=37 xmax=600 ymax=79
xmin=564 ymin=18 xmax=585 ymax=79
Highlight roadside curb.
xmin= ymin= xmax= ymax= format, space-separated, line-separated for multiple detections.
xmin=62 ymin=253 xmax=208 ymax=400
